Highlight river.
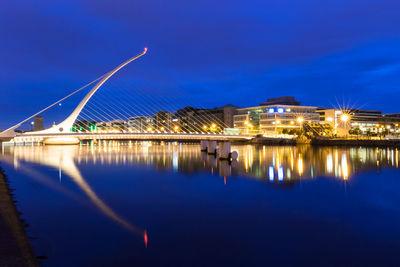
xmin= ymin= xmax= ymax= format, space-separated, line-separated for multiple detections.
xmin=1 ymin=143 xmax=400 ymax=266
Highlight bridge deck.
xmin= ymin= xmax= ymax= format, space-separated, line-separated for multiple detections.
xmin=10 ymin=132 xmax=253 ymax=143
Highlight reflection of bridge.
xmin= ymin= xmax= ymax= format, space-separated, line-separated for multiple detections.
xmin=0 ymin=145 xmax=148 ymax=244
xmin=1 ymin=47 xmax=253 ymax=145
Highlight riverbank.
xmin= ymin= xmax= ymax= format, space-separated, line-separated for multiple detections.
xmin=249 ymin=136 xmax=400 ymax=147
xmin=250 ymin=137 xmax=297 ymax=145
xmin=311 ymin=138 xmax=400 ymax=147
xmin=0 ymin=167 xmax=37 ymax=266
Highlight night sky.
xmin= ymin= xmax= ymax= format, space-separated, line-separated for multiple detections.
xmin=1 ymin=0 xmax=400 ymax=129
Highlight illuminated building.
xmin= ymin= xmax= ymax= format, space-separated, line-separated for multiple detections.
xmin=175 ymin=105 xmax=238 ymax=133
xmin=317 ymin=108 xmax=400 ymax=136
xmin=33 ymin=116 xmax=44 ymax=131
xmin=233 ymin=96 xmax=320 ymax=135
xmin=155 ymin=111 xmax=173 ymax=132
xmin=128 ymin=116 xmax=154 ymax=132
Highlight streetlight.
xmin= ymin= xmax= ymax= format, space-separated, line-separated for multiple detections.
xmin=296 ymin=116 xmax=304 ymax=123
xmin=340 ymin=114 xmax=350 ymax=122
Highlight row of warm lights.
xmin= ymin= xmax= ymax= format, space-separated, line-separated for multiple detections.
xmin=244 ymin=121 xmax=254 ymax=128
xmin=203 ymin=123 xmax=217 ymax=130
xmin=145 ymin=126 xmax=181 ymax=133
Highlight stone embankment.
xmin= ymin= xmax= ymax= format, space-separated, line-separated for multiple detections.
xmin=311 ymin=138 xmax=400 ymax=147
xmin=0 ymin=167 xmax=37 ymax=267
xmin=250 ymin=137 xmax=297 ymax=145
xmin=248 ymin=136 xmax=400 ymax=147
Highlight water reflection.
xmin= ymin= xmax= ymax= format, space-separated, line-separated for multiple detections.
xmin=1 ymin=143 xmax=399 ymax=242
xmin=1 ymin=145 xmax=147 ymax=244
xmin=2 ymin=143 xmax=399 ymax=184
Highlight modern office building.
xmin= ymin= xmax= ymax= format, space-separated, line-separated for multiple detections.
xmin=127 ymin=116 xmax=155 ymax=132
xmin=155 ymin=111 xmax=173 ymax=132
xmin=318 ymin=109 xmax=400 ymax=135
xmin=234 ymin=97 xmax=320 ymax=135
xmin=175 ymin=105 xmax=238 ymax=133
xmin=33 ymin=116 xmax=44 ymax=131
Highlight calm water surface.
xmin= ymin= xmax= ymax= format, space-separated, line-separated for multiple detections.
xmin=1 ymin=143 xmax=400 ymax=266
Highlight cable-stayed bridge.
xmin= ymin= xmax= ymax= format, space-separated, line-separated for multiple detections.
xmin=1 ymin=48 xmax=252 ymax=145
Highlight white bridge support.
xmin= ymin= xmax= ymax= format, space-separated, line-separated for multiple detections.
xmin=200 ymin=140 xmax=208 ymax=151
xmin=218 ymin=142 xmax=231 ymax=160
xmin=0 ymin=47 xmax=255 ymax=146
xmin=36 ymin=48 xmax=148 ymax=135
xmin=0 ymin=48 xmax=147 ymax=139
xmin=207 ymin=141 xmax=217 ymax=155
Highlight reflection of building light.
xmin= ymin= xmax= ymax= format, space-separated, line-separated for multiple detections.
xmin=278 ymin=166 xmax=283 ymax=181
xmin=298 ymin=156 xmax=303 ymax=176
xmin=173 ymin=151 xmax=178 ymax=171
xmin=287 ymin=168 xmax=291 ymax=179
xmin=272 ymin=152 xmax=275 ymax=166
xmin=327 ymin=154 xmax=333 ymax=173
xmin=341 ymin=154 xmax=348 ymax=180
xmin=269 ymin=166 xmax=274 ymax=181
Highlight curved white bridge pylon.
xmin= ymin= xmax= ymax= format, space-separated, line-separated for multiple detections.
xmin=0 ymin=48 xmax=147 ymax=138
xmin=36 ymin=48 xmax=148 ymax=134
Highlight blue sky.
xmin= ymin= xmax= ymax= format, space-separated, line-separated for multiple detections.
xmin=1 ymin=0 xmax=400 ymax=128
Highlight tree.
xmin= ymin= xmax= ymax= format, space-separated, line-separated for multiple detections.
xmin=349 ymin=127 xmax=362 ymax=136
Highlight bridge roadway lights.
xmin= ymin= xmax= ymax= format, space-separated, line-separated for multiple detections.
xmin=43 ymin=137 xmax=80 ymax=145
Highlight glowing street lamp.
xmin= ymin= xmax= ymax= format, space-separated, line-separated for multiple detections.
xmin=340 ymin=114 xmax=350 ymax=122
xmin=296 ymin=116 xmax=304 ymax=123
